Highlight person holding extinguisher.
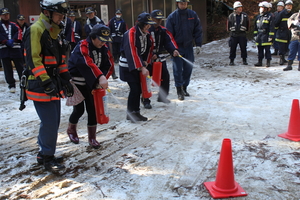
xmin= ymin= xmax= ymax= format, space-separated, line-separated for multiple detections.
xmin=119 ymin=12 xmax=155 ymax=123
xmin=141 ymin=9 xmax=180 ymax=109
xmin=67 ymin=24 xmax=114 ymax=149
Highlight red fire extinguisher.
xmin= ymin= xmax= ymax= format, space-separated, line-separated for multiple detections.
xmin=140 ymin=72 xmax=152 ymax=98
xmin=152 ymin=61 xmax=162 ymax=87
xmin=92 ymin=88 xmax=109 ymax=124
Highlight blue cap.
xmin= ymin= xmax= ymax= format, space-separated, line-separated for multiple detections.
xmin=137 ymin=12 xmax=156 ymax=24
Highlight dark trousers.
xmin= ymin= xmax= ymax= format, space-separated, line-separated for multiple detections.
xmin=278 ymin=42 xmax=289 ymax=56
xmin=69 ymin=84 xmax=97 ymax=126
xmin=257 ymin=45 xmax=271 ymax=60
xmin=1 ymin=57 xmax=24 ymax=88
xmin=229 ymin=36 xmax=247 ymax=59
xmin=34 ymin=100 xmax=61 ymax=156
xmin=112 ymin=42 xmax=121 ymax=62
xmin=127 ymin=81 xmax=142 ymax=112
xmin=172 ymin=46 xmax=194 ymax=87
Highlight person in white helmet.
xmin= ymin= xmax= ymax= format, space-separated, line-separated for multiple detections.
xmin=23 ymin=0 xmax=74 ymax=172
xmin=274 ymin=0 xmax=294 ymax=67
xmin=253 ymin=1 xmax=275 ymax=67
xmin=227 ymin=1 xmax=250 ymax=66
xmin=271 ymin=1 xmax=285 ymax=55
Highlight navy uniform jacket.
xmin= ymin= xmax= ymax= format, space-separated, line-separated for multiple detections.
xmin=227 ymin=11 xmax=249 ymax=37
xmin=108 ymin=17 xmax=127 ymax=43
xmin=148 ymin=25 xmax=178 ymax=59
xmin=68 ymin=37 xmax=114 ymax=89
xmin=84 ymin=16 xmax=105 ymax=37
xmin=66 ymin=20 xmax=82 ymax=44
xmin=274 ymin=9 xmax=293 ymax=43
xmin=254 ymin=12 xmax=274 ymax=46
xmin=0 ymin=20 xmax=23 ymax=59
xmin=166 ymin=8 xmax=202 ymax=48
xmin=119 ymin=25 xmax=154 ymax=82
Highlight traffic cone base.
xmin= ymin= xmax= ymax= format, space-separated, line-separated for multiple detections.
xmin=278 ymin=99 xmax=300 ymax=142
xmin=204 ymin=181 xmax=247 ymax=199
xmin=278 ymin=132 xmax=300 ymax=142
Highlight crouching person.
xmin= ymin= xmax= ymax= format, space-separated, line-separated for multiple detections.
xmin=24 ymin=0 xmax=73 ymax=171
xmin=67 ymin=24 xmax=114 ymax=149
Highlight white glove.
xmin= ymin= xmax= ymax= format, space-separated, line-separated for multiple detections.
xmin=193 ymin=46 xmax=201 ymax=55
xmin=268 ymin=37 xmax=273 ymax=42
xmin=254 ymin=36 xmax=257 ymax=41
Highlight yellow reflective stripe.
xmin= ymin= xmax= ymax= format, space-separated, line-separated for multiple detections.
xmin=275 ymin=38 xmax=288 ymax=43
xmin=263 ymin=20 xmax=269 ymax=24
xmin=262 ymin=42 xmax=272 ymax=46
xmin=269 ymin=32 xmax=274 ymax=36
xmin=254 ymin=31 xmax=258 ymax=34
xmin=282 ymin=18 xmax=288 ymax=22
xmin=275 ymin=27 xmax=279 ymax=29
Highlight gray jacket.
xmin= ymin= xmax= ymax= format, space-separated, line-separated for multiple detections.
xmin=288 ymin=12 xmax=300 ymax=42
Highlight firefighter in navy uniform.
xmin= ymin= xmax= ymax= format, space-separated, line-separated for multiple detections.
xmin=271 ymin=1 xmax=285 ymax=55
xmin=24 ymin=0 xmax=74 ymax=171
xmin=227 ymin=1 xmax=250 ymax=66
xmin=84 ymin=7 xmax=105 ymax=37
xmin=0 ymin=8 xmax=24 ymax=93
xmin=141 ymin=10 xmax=180 ymax=109
xmin=67 ymin=24 xmax=114 ymax=149
xmin=119 ymin=12 xmax=155 ymax=123
xmin=274 ymin=0 xmax=293 ymax=65
xmin=66 ymin=10 xmax=82 ymax=52
xmin=254 ymin=1 xmax=274 ymax=67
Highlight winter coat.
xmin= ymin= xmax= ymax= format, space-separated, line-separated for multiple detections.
xmin=254 ymin=12 xmax=274 ymax=46
xmin=227 ymin=11 xmax=249 ymax=37
xmin=166 ymin=8 xmax=202 ymax=48
xmin=84 ymin=16 xmax=105 ymax=36
xmin=288 ymin=12 xmax=300 ymax=42
xmin=119 ymin=25 xmax=154 ymax=83
xmin=274 ymin=9 xmax=293 ymax=43
xmin=24 ymin=12 xmax=72 ymax=102
xmin=108 ymin=17 xmax=127 ymax=43
xmin=0 ymin=20 xmax=23 ymax=59
xmin=148 ymin=25 xmax=178 ymax=61
xmin=68 ymin=37 xmax=114 ymax=89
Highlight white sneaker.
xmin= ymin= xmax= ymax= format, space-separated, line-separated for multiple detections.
xmin=9 ymin=87 xmax=16 ymax=93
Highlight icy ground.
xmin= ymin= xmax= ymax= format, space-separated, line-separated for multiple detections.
xmin=0 ymin=39 xmax=300 ymax=200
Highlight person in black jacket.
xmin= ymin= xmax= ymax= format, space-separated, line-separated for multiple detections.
xmin=84 ymin=7 xmax=105 ymax=37
xmin=227 ymin=1 xmax=250 ymax=66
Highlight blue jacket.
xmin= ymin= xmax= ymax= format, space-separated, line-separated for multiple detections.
xmin=254 ymin=12 xmax=274 ymax=46
xmin=166 ymin=8 xmax=202 ymax=48
xmin=119 ymin=25 xmax=154 ymax=82
xmin=84 ymin=16 xmax=105 ymax=37
xmin=108 ymin=17 xmax=127 ymax=43
xmin=65 ymin=20 xmax=82 ymax=44
xmin=68 ymin=37 xmax=114 ymax=89
xmin=0 ymin=20 xmax=23 ymax=59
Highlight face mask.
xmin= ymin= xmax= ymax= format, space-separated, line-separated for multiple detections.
xmin=287 ymin=9 xmax=291 ymax=12
xmin=116 ymin=14 xmax=121 ymax=18
xmin=259 ymin=7 xmax=265 ymax=14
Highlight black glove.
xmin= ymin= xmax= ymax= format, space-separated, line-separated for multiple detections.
xmin=63 ymin=80 xmax=74 ymax=97
xmin=43 ymin=82 xmax=58 ymax=97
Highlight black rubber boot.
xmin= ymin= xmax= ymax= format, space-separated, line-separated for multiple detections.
xmin=298 ymin=62 xmax=300 ymax=71
xmin=126 ymin=111 xmax=148 ymax=123
xmin=182 ymin=86 xmax=190 ymax=96
xmin=266 ymin=59 xmax=271 ymax=67
xmin=280 ymin=55 xmax=288 ymax=65
xmin=243 ymin=58 xmax=248 ymax=65
xmin=229 ymin=59 xmax=235 ymax=66
xmin=43 ymin=155 xmax=65 ymax=171
xmin=254 ymin=59 xmax=263 ymax=67
xmin=176 ymin=87 xmax=184 ymax=101
xmin=283 ymin=60 xmax=293 ymax=71
xmin=67 ymin=123 xmax=79 ymax=144
xmin=88 ymin=125 xmax=100 ymax=149
xmin=271 ymin=49 xmax=278 ymax=55
xmin=37 ymin=152 xmax=63 ymax=165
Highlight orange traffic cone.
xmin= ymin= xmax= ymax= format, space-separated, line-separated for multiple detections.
xmin=278 ymin=99 xmax=300 ymax=142
xmin=204 ymin=139 xmax=247 ymax=199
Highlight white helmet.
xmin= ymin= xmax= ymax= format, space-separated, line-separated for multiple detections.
xmin=268 ymin=3 xmax=272 ymax=8
xmin=233 ymin=1 xmax=243 ymax=9
xmin=285 ymin=0 xmax=293 ymax=5
xmin=40 ymin=0 xmax=69 ymax=14
xmin=277 ymin=1 xmax=284 ymax=7
xmin=259 ymin=1 xmax=269 ymax=8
